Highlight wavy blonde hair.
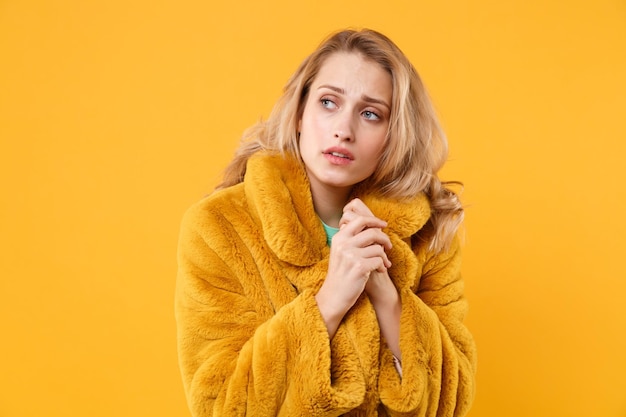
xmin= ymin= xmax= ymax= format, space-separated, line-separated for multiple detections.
xmin=217 ymin=28 xmax=463 ymax=253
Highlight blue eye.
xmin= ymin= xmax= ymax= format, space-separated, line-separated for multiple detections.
xmin=363 ymin=110 xmax=380 ymax=120
xmin=321 ymin=98 xmax=337 ymax=109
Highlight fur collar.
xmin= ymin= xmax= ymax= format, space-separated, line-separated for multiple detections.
xmin=244 ymin=151 xmax=431 ymax=267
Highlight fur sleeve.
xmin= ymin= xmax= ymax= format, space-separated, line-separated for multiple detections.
xmin=378 ymin=236 xmax=477 ymax=417
xmin=175 ymin=203 xmax=365 ymax=416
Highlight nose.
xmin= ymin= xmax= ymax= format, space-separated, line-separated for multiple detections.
xmin=333 ymin=111 xmax=354 ymax=142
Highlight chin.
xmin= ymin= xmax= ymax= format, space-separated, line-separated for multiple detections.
xmin=323 ymin=178 xmax=363 ymax=189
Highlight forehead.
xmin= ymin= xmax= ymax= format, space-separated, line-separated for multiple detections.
xmin=313 ymin=52 xmax=392 ymax=101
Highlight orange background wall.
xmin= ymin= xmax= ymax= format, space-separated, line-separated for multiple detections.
xmin=1 ymin=1 xmax=625 ymax=416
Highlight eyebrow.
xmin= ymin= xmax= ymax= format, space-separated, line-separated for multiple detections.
xmin=317 ymin=84 xmax=391 ymax=110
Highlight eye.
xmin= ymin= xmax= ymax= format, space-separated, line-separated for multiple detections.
xmin=362 ymin=110 xmax=381 ymax=121
xmin=320 ymin=98 xmax=337 ymax=109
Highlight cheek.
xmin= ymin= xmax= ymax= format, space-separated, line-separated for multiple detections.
xmin=300 ymin=117 xmax=326 ymax=147
xmin=361 ymin=137 xmax=387 ymax=173
xmin=297 ymin=129 xmax=317 ymax=158
xmin=366 ymin=131 xmax=388 ymax=156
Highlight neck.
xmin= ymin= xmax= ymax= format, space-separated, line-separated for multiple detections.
xmin=310 ymin=182 xmax=351 ymax=228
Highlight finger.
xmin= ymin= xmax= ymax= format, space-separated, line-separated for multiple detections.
xmin=343 ymin=198 xmax=375 ymax=217
xmin=338 ymin=210 xmax=357 ymax=229
xmin=332 ymin=229 xmax=392 ymax=262
xmin=338 ymin=219 xmax=389 ymax=243
xmin=348 ymin=248 xmax=388 ymax=276
xmin=355 ymin=228 xmax=392 ymax=250
xmin=339 ymin=213 xmax=388 ymax=234
xmin=356 ymin=244 xmax=392 ymax=269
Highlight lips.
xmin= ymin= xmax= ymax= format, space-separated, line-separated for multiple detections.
xmin=323 ymin=147 xmax=354 ymax=160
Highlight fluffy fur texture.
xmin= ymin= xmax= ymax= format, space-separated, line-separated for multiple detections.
xmin=175 ymin=152 xmax=477 ymax=416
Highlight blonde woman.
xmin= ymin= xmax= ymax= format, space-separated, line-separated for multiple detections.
xmin=176 ymin=29 xmax=476 ymax=416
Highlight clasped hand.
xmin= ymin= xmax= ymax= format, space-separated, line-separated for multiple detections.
xmin=315 ymin=198 xmax=399 ymax=338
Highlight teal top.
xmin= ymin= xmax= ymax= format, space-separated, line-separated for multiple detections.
xmin=321 ymin=220 xmax=340 ymax=246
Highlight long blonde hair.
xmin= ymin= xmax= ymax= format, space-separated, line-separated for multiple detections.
xmin=217 ymin=28 xmax=463 ymax=253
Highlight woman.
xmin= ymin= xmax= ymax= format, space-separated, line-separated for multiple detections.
xmin=176 ymin=28 xmax=476 ymax=416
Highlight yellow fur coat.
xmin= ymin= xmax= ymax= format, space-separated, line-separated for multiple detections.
xmin=175 ymin=152 xmax=477 ymax=416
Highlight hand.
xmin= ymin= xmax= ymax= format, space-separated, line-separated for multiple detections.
xmin=315 ymin=198 xmax=392 ymax=337
xmin=338 ymin=200 xmax=402 ymax=361
xmin=340 ymin=199 xmax=397 ymax=304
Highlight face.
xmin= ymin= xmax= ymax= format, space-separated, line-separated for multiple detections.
xmin=298 ymin=52 xmax=392 ymax=200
